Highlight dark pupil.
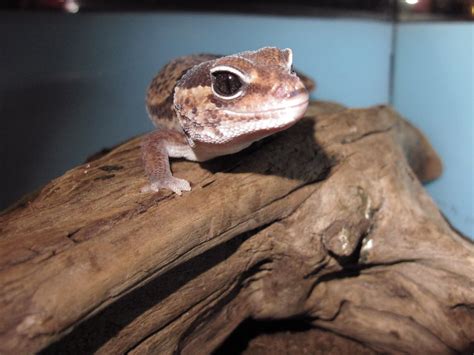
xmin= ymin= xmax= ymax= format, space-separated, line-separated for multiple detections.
xmin=212 ymin=71 xmax=242 ymax=97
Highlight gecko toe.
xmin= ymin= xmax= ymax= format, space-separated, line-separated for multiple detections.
xmin=141 ymin=177 xmax=191 ymax=195
xmin=169 ymin=178 xmax=191 ymax=195
xmin=140 ymin=183 xmax=160 ymax=193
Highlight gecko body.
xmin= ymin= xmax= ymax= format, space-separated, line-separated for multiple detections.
xmin=142 ymin=47 xmax=312 ymax=194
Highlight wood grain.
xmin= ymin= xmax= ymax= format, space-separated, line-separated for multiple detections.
xmin=1 ymin=101 xmax=472 ymax=354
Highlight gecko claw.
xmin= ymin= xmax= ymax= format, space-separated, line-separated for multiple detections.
xmin=141 ymin=177 xmax=191 ymax=195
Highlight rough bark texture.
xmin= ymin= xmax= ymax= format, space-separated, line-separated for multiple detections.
xmin=0 ymin=101 xmax=472 ymax=355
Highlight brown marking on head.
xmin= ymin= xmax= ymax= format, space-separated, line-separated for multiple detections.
xmin=146 ymin=54 xmax=220 ymax=128
xmin=174 ymin=47 xmax=309 ymax=145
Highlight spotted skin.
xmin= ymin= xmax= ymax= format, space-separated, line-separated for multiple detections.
xmin=142 ymin=47 xmax=314 ymax=195
xmin=147 ymin=54 xmax=219 ymax=130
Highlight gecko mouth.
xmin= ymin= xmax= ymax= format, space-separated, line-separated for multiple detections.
xmin=189 ymin=95 xmax=309 ymax=145
xmin=213 ymin=98 xmax=309 ymax=144
xmin=222 ymin=99 xmax=309 ymax=116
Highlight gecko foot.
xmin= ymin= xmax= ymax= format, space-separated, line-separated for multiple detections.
xmin=141 ymin=177 xmax=191 ymax=196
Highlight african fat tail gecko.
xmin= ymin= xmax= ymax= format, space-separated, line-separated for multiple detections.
xmin=142 ymin=47 xmax=313 ymax=195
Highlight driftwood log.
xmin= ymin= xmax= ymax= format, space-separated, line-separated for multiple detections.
xmin=0 ymin=101 xmax=473 ymax=354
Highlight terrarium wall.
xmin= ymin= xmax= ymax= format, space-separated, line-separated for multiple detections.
xmin=393 ymin=22 xmax=474 ymax=236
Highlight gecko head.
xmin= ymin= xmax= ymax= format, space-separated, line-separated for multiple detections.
xmin=174 ymin=47 xmax=309 ymax=146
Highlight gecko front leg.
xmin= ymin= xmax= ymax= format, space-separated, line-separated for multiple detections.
xmin=141 ymin=129 xmax=192 ymax=195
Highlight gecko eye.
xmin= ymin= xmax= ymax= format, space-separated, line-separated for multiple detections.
xmin=211 ymin=70 xmax=244 ymax=99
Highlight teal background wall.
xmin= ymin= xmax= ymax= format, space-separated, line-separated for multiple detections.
xmin=393 ymin=23 xmax=473 ymax=237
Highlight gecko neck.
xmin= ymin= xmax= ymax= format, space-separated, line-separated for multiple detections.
xmin=183 ymin=139 xmax=253 ymax=162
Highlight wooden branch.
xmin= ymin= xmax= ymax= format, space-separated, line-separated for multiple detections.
xmin=0 ymin=101 xmax=472 ymax=354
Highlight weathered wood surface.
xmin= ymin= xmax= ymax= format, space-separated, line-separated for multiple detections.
xmin=0 ymin=101 xmax=472 ymax=354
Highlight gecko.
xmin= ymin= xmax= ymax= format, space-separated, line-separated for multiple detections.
xmin=142 ymin=47 xmax=313 ymax=195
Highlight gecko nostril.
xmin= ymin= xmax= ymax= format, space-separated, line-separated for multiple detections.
xmin=287 ymin=87 xmax=307 ymax=99
xmin=273 ymin=84 xmax=287 ymax=98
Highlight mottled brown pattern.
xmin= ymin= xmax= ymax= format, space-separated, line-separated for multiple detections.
xmin=207 ymin=95 xmax=227 ymax=108
xmin=147 ymin=95 xmax=174 ymax=122
xmin=146 ymin=54 xmax=219 ymax=127
xmin=177 ymin=60 xmax=214 ymax=90
xmin=249 ymin=47 xmax=292 ymax=67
